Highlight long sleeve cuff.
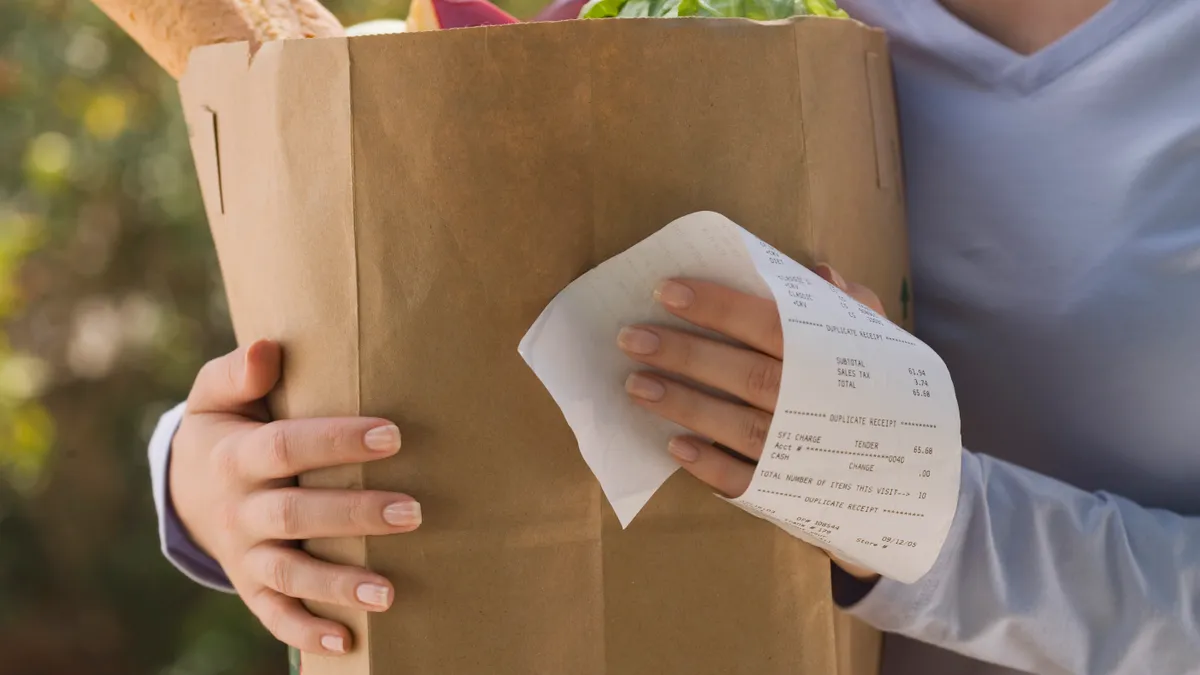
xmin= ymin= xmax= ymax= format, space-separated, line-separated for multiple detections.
xmin=149 ymin=402 xmax=235 ymax=593
xmin=835 ymin=452 xmax=974 ymax=629
xmin=832 ymin=449 xmax=1200 ymax=674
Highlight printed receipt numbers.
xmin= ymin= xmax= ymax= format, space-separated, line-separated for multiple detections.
xmin=519 ymin=212 xmax=961 ymax=582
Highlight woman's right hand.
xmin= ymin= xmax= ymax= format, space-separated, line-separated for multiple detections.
xmin=170 ymin=340 xmax=420 ymax=655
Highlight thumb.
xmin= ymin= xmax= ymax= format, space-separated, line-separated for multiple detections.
xmin=814 ymin=263 xmax=888 ymax=319
xmin=845 ymin=282 xmax=886 ymax=317
xmin=187 ymin=339 xmax=282 ymax=415
xmin=813 ymin=262 xmax=848 ymax=292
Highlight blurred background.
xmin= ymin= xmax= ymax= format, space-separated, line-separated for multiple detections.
xmin=0 ymin=1 xmax=541 ymax=673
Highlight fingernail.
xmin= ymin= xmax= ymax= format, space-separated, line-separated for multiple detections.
xmin=653 ymin=280 xmax=694 ymax=309
xmin=321 ymin=635 xmax=345 ymax=654
xmin=815 ymin=262 xmax=848 ymax=291
xmin=384 ymin=501 xmax=422 ymax=527
xmin=364 ymin=425 xmax=402 ymax=453
xmin=356 ymin=583 xmax=391 ymax=608
xmin=617 ymin=327 xmax=660 ymax=355
xmin=668 ymin=438 xmax=701 ymax=463
xmin=625 ymin=373 xmax=666 ymax=401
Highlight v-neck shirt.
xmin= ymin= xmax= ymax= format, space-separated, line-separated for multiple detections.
xmin=832 ymin=1 xmax=1200 ymax=673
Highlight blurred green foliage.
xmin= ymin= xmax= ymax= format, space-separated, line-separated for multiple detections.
xmin=0 ymin=0 xmax=542 ymax=673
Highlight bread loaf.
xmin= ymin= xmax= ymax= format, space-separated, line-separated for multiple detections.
xmin=91 ymin=0 xmax=344 ymax=79
xmin=292 ymin=0 xmax=345 ymax=38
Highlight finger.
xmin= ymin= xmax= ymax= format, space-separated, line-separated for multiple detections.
xmin=244 ymin=586 xmax=353 ymax=655
xmin=665 ymin=436 xmax=754 ymax=498
xmin=240 ymin=488 xmax=422 ymax=540
xmin=188 ymin=340 xmax=282 ymax=416
xmin=235 ymin=418 xmax=403 ymax=481
xmin=813 ymin=262 xmax=848 ymax=292
xmin=617 ymin=325 xmax=782 ymax=412
xmin=625 ymin=372 xmax=771 ymax=460
xmin=815 ymin=263 xmax=887 ymax=317
xmin=244 ymin=544 xmax=394 ymax=612
xmin=653 ymin=280 xmax=784 ymax=359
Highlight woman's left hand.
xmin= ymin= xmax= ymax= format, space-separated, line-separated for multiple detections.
xmin=617 ymin=264 xmax=884 ymax=578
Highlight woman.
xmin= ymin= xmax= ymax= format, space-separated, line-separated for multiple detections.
xmin=150 ymin=1 xmax=1200 ymax=673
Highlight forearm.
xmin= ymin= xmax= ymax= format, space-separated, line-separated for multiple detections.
xmin=840 ymin=451 xmax=1200 ymax=675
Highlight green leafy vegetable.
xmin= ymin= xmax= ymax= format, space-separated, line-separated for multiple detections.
xmin=580 ymin=0 xmax=629 ymax=17
xmin=801 ymin=0 xmax=849 ymax=18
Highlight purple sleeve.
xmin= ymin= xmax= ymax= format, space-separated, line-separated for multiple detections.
xmin=149 ymin=402 xmax=235 ymax=592
xmin=830 ymin=561 xmax=880 ymax=607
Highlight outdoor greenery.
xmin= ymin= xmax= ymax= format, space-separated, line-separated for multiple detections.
xmin=2 ymin=0 xmax=539 ymax=672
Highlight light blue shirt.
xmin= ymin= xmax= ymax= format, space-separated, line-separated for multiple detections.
xmin=149 ymin=3 xmax=1200 ymax=673
xmin=835 ymin=0 xmax=1200 ymax=673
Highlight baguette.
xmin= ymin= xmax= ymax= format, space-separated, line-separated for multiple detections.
xmin=292 ymin=0 xmax=346 ymax=38
xmin=91 ymin=0 xmax=344 ymax=79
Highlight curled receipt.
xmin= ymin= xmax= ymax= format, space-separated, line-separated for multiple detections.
xmin=518 ymin=211 xmax=961 ymax=582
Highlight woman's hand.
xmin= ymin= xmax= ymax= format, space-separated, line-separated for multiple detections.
xmin=170 ymin=340 xmax=421 ymax=655
xmin=617 ymin=264 xmax=883 ymax=579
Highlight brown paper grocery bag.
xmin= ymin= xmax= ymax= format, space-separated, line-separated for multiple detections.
xmin=179 ymin=16 xmax=905 ymax=675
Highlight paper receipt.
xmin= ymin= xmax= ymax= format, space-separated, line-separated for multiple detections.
xmin=518 ymin=212 xmax=961 ymax=582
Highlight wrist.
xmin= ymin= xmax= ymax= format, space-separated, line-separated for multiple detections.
xmin=167 ymin=431 xmax=220 ymax=561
